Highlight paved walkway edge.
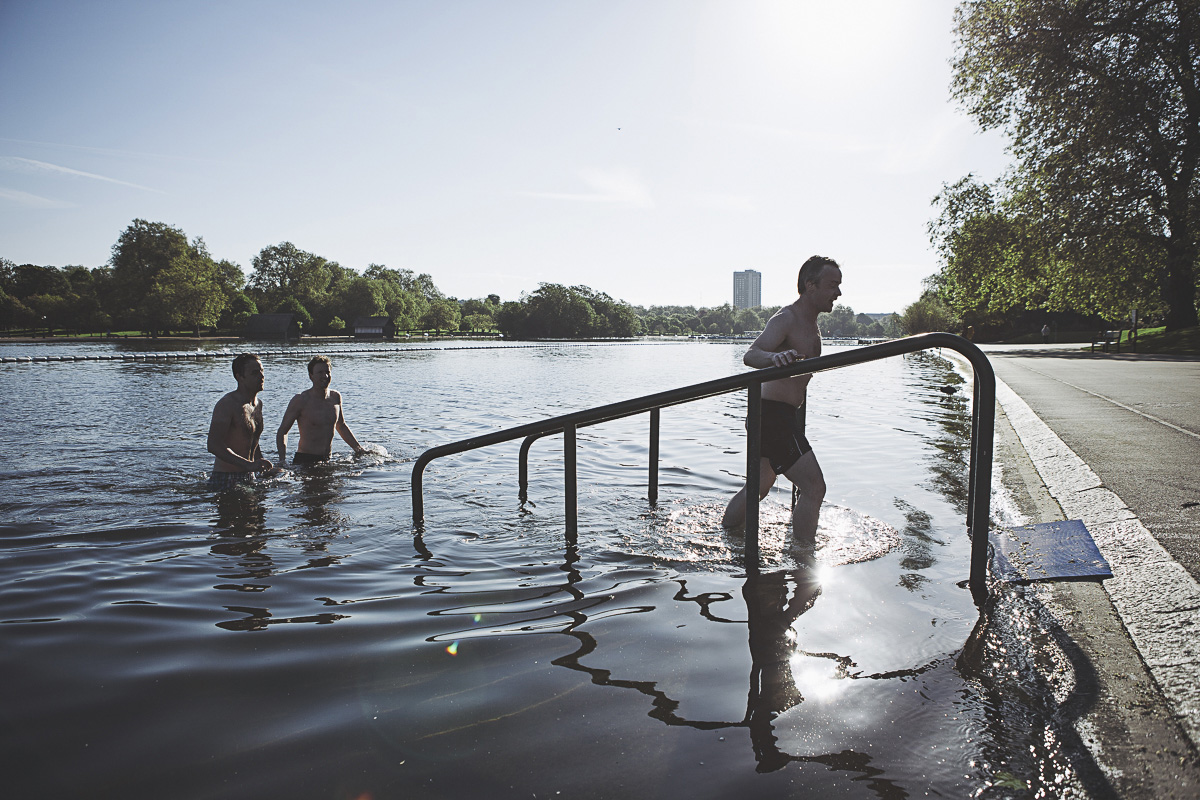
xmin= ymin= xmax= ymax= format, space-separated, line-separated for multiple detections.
xmin=991 ymin=376 xmax=1200 ymax=748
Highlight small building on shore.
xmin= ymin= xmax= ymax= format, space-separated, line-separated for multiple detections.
xmin=243 ymin=313 xmax=301 ymax=341
xmin=352 ymin=316 xmax=395 ymax=339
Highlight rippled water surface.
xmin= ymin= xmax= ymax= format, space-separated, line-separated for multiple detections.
xmin=1 ymin=340 xmax=1087 ymax=798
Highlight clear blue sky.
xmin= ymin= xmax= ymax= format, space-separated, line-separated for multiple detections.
xmin=0 ymin=0 xmax=1008 ymax=313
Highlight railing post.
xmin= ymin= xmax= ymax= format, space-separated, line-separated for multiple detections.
xmin=413 ymin=462 xmax=425 ymax=524
xmin=746 ymin=383 xmax=761 ymax=567
xmin=565 ymin=423 xmax=578 ymax=536
xmin=519 ymin=435 xmax=536 ymax=502
xmin=412 ymin=453 xmax=432 ymax=527
xmin=648 ymin=408 xmax=660 ymax=504
xmin=966 ymin=384 xmax=978 ymax=533
xmin=967 ymin=363 xmax=995 ymax=605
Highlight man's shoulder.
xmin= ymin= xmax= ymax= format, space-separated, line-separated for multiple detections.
xmin=766 ymin=303 xmax=804 ymax=328
xmin=213 ymin=390 xmax=254 ymax=419
xmin=214 ymin=389 xmax=242 ymax=409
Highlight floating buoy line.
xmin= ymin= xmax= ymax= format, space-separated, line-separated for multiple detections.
xmin=0 ymin=340 xmax=683 ymax=365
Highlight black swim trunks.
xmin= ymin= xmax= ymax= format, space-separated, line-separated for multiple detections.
xmin=750 ymin=399 xmax=812 ymax=475
xmin=292 ymin=451 xmax=331 ymax=465
xmin=207 ymin=470 xmax=257 ymax=491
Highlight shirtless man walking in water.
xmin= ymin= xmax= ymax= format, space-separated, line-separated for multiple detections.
xmin=276 ymin=355 xmax=366 ymax=465
xmin=207 ymin=353 xmax=274 ymax=490
xmin=722 ymin=256 xmax=843 ymax=542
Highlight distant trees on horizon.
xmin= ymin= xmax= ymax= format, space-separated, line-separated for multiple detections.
xmin=632 ymin=302 xmax=898 ymax=339
xmin=0 ymin=219 xmax=484 ymax=338
xmin=3 ymin=218 xmax=902 ymax=341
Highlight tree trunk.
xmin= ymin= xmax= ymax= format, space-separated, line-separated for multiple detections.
xmin=1163 ymin=238 xmax=1199 ymax=331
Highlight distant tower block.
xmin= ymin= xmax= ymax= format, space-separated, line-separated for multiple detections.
xmin=733 ymin=269 xmax=761 ymax=309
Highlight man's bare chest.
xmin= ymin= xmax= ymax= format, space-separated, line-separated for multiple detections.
xmin=783 ymin=328 xmax=822 ymax=359
xmin=236 ymin=403 xmax=263 ymax=435
xmin=299 ymin=398 xmax=339 ymax=426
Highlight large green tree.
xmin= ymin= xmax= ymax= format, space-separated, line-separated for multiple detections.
xmin=148 ymin=251 xmax=228 ymax=336
xmin=928 ymin=175 xmax=1060 ymax=325
xmin=494 ymin=283 xmax=643 ymax=339
xmin=420 ymin=296 xmax=461 ymax=333
xmin=249 ymin=242 xmax=332 ymax=311
xmin=109 ymin=220 xmax=198 ymax=332
xmin=572 ymin=286 xmax=642 ymax=337
xmin=363 ymin=264 xmax=436 ymax=330
xmin=525 ymin=284 xmax=597 ymax=337
xmin=951 ymin=0 xmax=1200 ymax=329
xmin=459 ymin=297 xmax=497 ymax=333
xmin=341 ymin=276 xmax=387 ymax=322
xmin=899 ymin=291 xmax=962 ymax=335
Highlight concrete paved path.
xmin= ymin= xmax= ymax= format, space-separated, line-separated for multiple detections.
xmin=981 ymin=343 xmax=1200 ymax=581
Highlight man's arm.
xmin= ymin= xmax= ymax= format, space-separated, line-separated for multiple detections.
xmin=744 ymin=309 xmax=804 ymax=369
xmin=334 ymin=394 xmax=367 ymax=454
xmin=251 ymin=401 xmax=265 ymax=463
xmin=276 ymin=395 xmax=302 ymax=464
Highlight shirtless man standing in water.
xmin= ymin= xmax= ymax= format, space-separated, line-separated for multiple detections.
xmin=722 ymin=256 xmax=843 ymax=542
xmin=276 ymin=355 xmax=366 ymax=465
xmin=207 ymin=353 xmax=274 ymax=490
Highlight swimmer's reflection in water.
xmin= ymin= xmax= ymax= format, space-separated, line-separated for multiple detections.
xmin=209 ymin=485 xmax=278 ymax=630
xmin=212 ymin=485 xmax=268 ymax=545
xmin=744 ymin=551 xmax=822 ymax=772
xmin=289 ymin=462 xmax=352 ymax=553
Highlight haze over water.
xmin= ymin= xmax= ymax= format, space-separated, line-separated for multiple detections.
xmin=1 ymin=340 xmax=1088 ymax=798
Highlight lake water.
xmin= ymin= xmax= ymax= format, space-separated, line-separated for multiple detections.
xmin=1 ymin=339 xmax=1087 ymax=798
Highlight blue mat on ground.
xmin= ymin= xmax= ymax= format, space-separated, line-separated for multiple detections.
xmin=990 ymin=519 xmax=1113 ymax=582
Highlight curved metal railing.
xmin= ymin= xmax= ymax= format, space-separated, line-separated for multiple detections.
xmin=411 ymin=332 xmax=996 ymax=602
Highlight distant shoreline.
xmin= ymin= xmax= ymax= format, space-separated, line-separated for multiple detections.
xmin=0 ymin=333 xmax=504 ymax=345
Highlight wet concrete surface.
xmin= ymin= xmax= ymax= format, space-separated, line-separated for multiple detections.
xmin=993 ymin=402 xmax=1200 ymax=798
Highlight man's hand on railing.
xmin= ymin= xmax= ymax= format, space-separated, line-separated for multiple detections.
xmin=770 ymin=349 xmax=804 ymax=367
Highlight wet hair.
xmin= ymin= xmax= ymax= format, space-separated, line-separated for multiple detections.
xmin=797 ymin=255 xmax=840 ymax=295
xmin=307 ymin=355 xmax=331 ymax=375
xmin=232 ymin=353 xmax=260 ymax=379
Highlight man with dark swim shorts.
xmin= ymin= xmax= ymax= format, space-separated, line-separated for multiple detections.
xmin=756 ymin=400 xmax=811 ymax=474
xmin=276 ymin=355 xmax=366 ymax=466
xmin=723 ymin=256 xmax=843 ymax=543
xmin=207 ymin=353 xmax=274 ymax=490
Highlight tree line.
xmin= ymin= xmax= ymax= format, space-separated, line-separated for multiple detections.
xmin=2 ymin=218 xmax=903 ymax=341
xmin=0 ymin=219 xmax=493 ymax=337
xmin=4 ymin=218 xmax=904 ymax=341
xmin=914 ymin=0 xmax=1199 ymax=339
xmin=491 ymin=291 xmax=896 ymax=339
xmin=0 ymin=223 xmax=644 ymax=341
xmin=633 ymin=303 xmax=899 ymax=338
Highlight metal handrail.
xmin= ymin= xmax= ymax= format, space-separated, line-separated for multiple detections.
xmin=411 ymin=332 xmax=996 ymax=602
